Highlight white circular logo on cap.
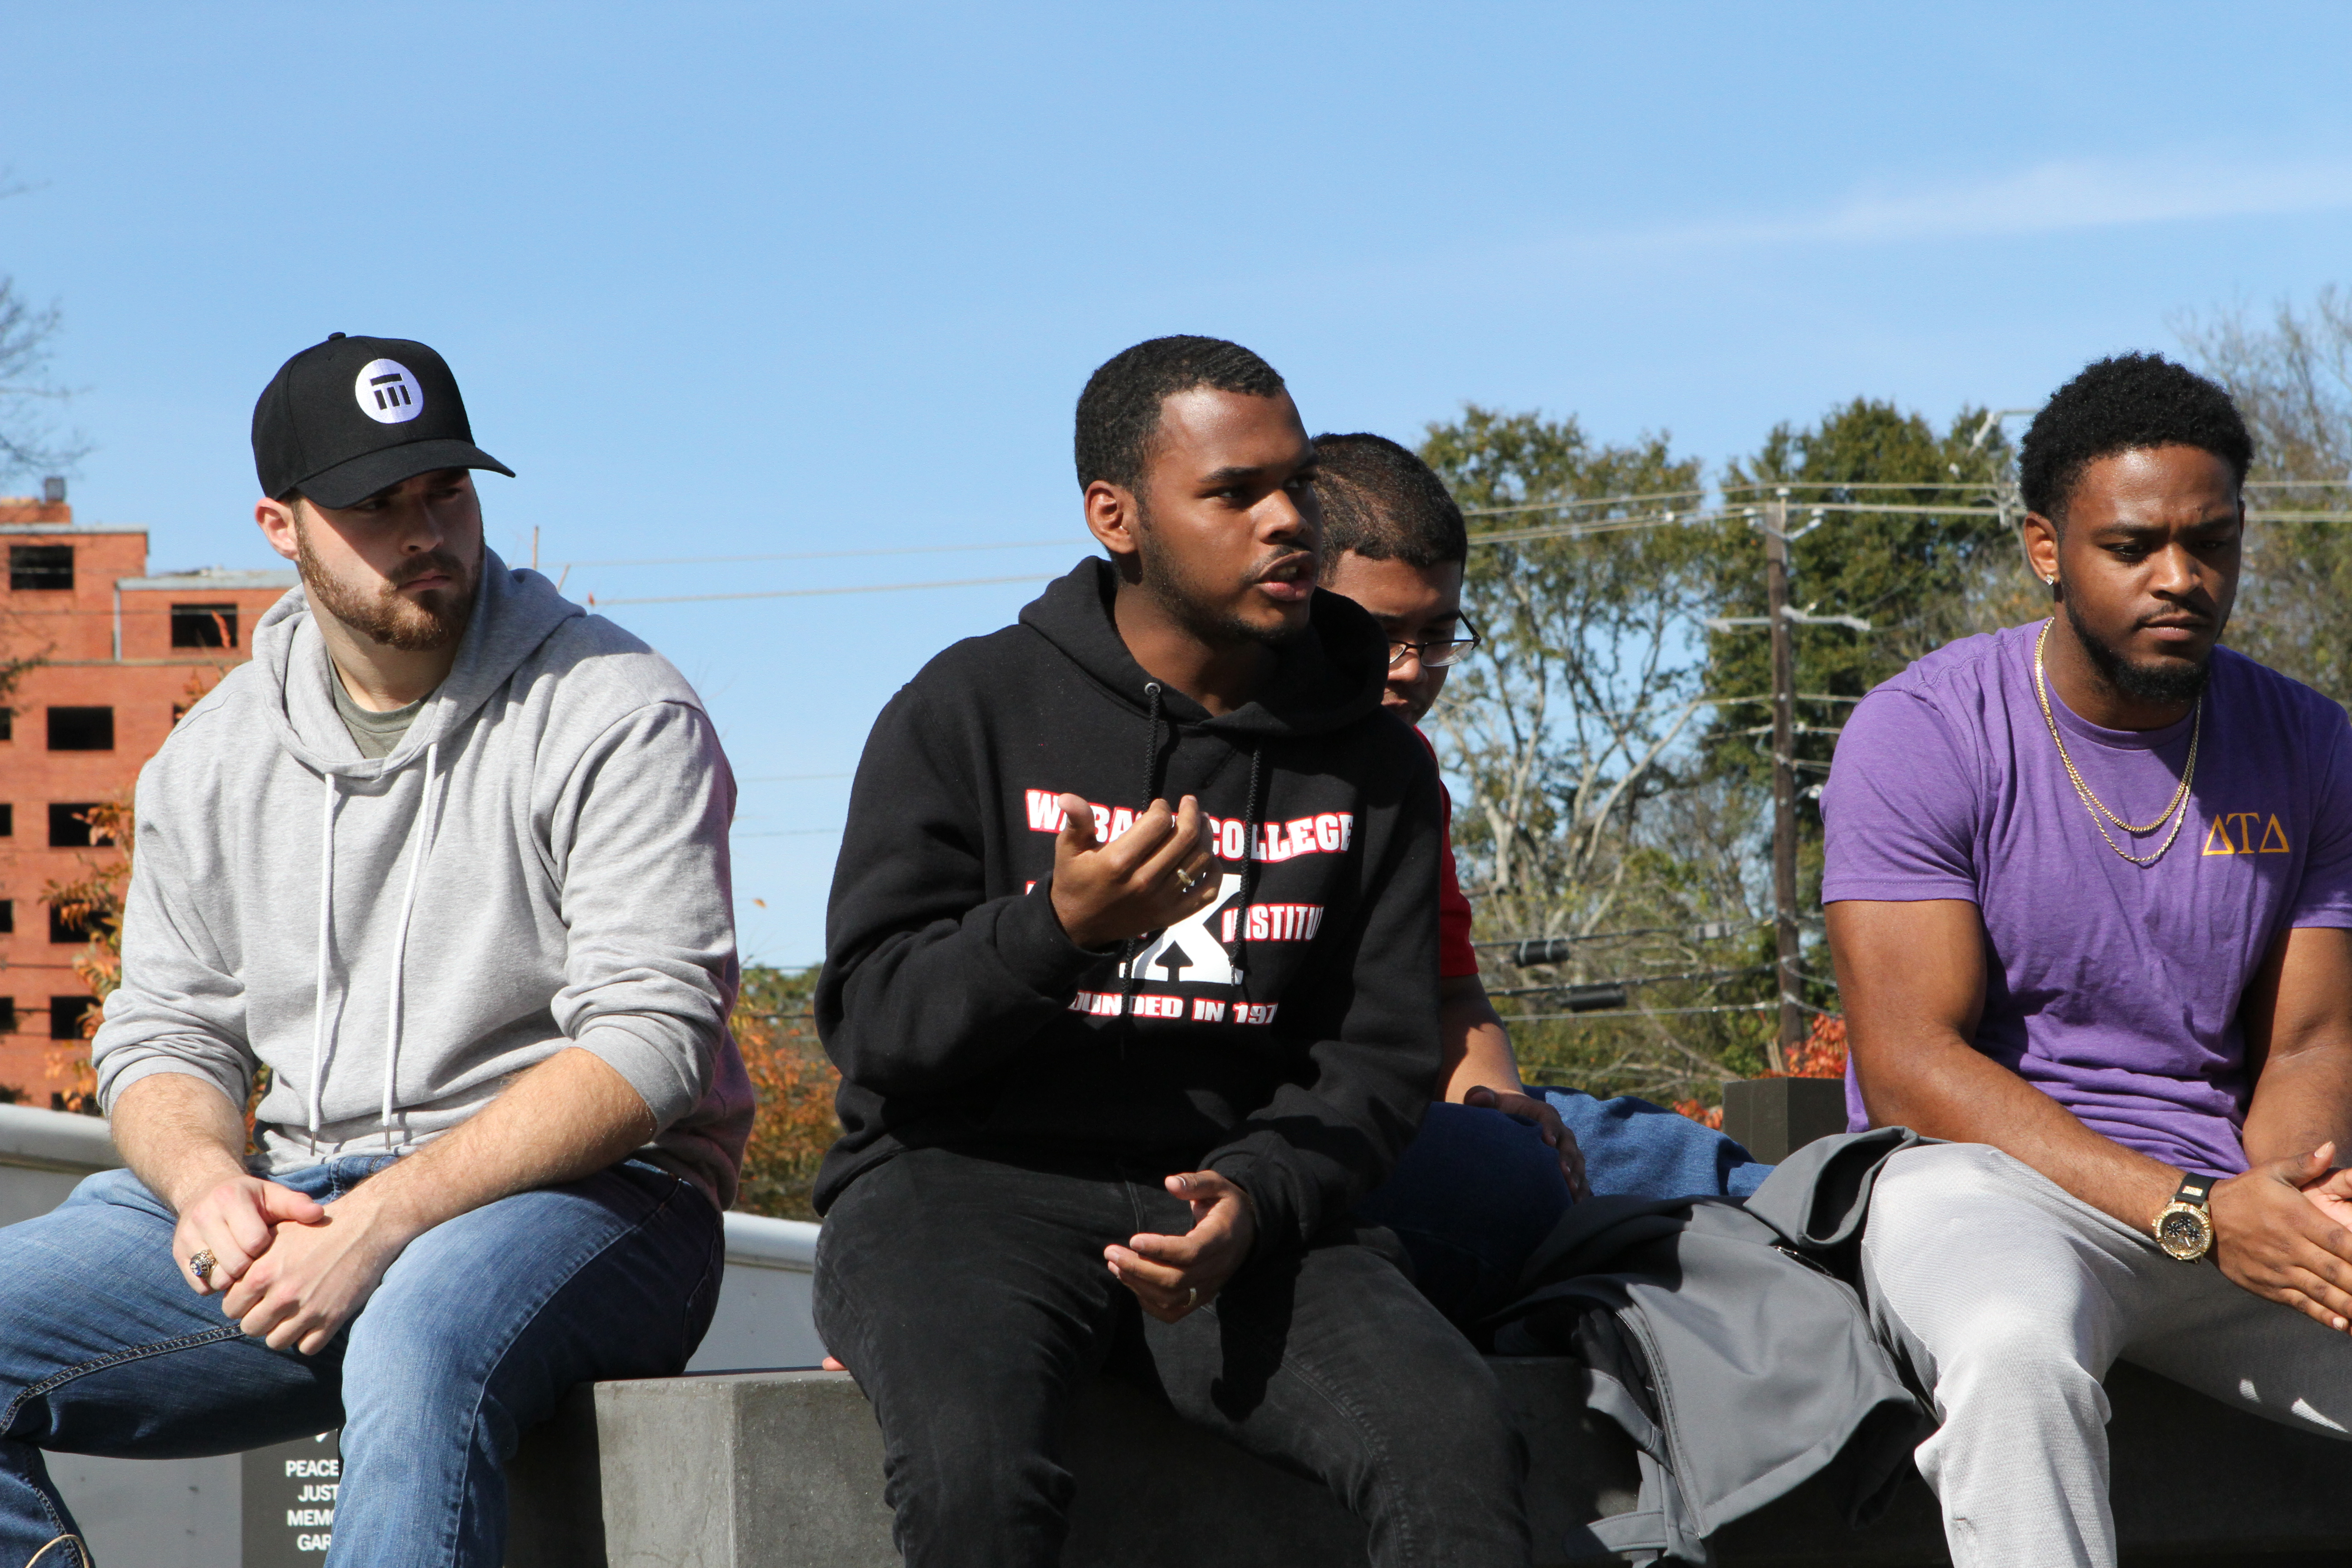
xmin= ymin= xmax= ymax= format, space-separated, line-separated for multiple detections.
xmin=353 ymin=358 xmax=426 ymax=424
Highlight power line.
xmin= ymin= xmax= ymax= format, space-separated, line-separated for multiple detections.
xmin=1461 ymin=488 xmax=1707 ymax=518
xmin=1475 ymin=918 xmax=1765 ymax=956
xmin=554 ymin=493 xmax=2352 ymax=597
xmin=1468 ymin=499 xmax=2352 ymax=551
xmin=1487 ymin=963 xmax=1772 ymax=999
xmin=554 ymin=539 xmax=1073 ymax=569
xmin=592 ymin=573 xmax=1055 ymax=608
xmin=1504 ymin=1000 xmax=1776 ymax=1023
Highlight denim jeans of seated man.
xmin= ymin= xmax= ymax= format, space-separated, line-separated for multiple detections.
xmin=1358 ymin=1093 xmax=1771 ymax=1328
xmin=0 ymin=1155 xmax=723 ymax=1568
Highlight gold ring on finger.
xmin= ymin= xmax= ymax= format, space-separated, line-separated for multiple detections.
xmin=1185 ymin=1286 xmax=1199 ymax=1308
xmin=1175 ymin=867 xmax=1200 ymax=893
xmin=189 ymin=1250 xmax=217 ymax=1285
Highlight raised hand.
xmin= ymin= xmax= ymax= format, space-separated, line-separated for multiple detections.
xmin=1104 ymin=1170 xmax=1257 ymax=1323
xmin=1049 ymin=792 xmax=1216 ymax=950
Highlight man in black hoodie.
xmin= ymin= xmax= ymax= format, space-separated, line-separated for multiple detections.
xmin=813 ymin=337 xmax=1530 ymax=1567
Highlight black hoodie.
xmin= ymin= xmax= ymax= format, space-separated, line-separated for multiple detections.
xmin=814 ymin=558 xmax=1443 ymax=1253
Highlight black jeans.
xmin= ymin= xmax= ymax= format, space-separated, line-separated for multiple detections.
xmin=814 ymin=1147 xmax=1531 ymax=1568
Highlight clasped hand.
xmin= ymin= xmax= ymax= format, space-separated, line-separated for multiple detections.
xmin=2212 ymin=1142 xmax=2352 ymax=1333
xmin=174 ymin=1173 xmax=409 ymax=1355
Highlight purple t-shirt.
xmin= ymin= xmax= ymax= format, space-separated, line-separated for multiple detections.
xmin=1822 ymin=622 xmax=2352 ymax=1175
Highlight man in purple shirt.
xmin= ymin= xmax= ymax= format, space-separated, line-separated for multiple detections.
xmin=1824 ymin=353 xmax=2352 ymax=1568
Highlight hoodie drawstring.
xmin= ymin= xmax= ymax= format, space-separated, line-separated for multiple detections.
xmin=1232 ymin=742 xmax=1264 ymax=990
xmin=306 ymin=743 xmax=446 ymax=1151
xmin=380 ymin=741 xmax=446 ymax=1142
xmin=1140 ymin=680 xmax=1169 ymax=803
xmin=1116 ymin=682 xmax=1169 ymax=1041
xmin=308 ymin=773 xmax=341 ymax=1136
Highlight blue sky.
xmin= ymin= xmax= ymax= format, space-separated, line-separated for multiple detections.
xmin=6 ymin=2 xmax=2349 ymax=964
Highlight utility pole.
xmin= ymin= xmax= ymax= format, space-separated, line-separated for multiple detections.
xmin=1763 ymin=489 xmax=1801 ymax=1072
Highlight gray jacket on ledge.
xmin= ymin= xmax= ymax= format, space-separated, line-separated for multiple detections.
xmin=1490 ymin=1128 xmax=1935 ymax=1567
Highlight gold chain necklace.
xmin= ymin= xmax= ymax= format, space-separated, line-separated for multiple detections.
xmin=2032 ymin=618 xmax=2202 ymax=867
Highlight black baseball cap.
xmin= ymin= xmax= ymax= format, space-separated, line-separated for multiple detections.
xmin=252 ymin=333 xmax=514 ymax=508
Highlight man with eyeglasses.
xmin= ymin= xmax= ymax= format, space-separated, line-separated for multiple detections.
xmin=1315 ymin=435 xmax=1771 ymax=1324
xmin=1313 ymin=433 xmax=1586 ymax=1321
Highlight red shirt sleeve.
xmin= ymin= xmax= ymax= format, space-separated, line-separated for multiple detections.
xmin=1419 ymin=728 xmax=1480 ymax=979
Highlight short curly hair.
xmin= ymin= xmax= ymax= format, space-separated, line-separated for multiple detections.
xmin=2019 ymin=353 xmax=2254 ymax=523
xmin=1313 ymin=432 xmax=1468 ymax=571
xmin=1074 ymin=336 xmax=1286 ymax=492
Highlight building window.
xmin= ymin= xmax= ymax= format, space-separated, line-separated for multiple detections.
xmin=0 ymin=804 xmax=10 ymax=836
xmin=48 ymin=803 xmax=99 ymax=848
xmin=170 ymin=603 xmax=240 ymax=648
xmin=8 ymin=545 xmax=73 ymax=592
xmin=0 ymin=899 xmax=11 ymax=933
xmin=0 ymin=707 xmax=10 ymax=741
xmin=47 ymin=707 xmax=114 ymax=751
xmin=49 ymin=903 xmax=101 ymax=945
xmin=0 ymin=998 xmax=14 ymax=1034
xmin=49 ymin=996 xmax=91 ymax=1040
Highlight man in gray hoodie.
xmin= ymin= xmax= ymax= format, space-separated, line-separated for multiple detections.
xmin=0 ymin=334 xmax=751 ymax=1568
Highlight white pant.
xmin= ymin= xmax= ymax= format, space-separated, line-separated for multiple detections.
xmin=1860 ymin=1142 xmax=2352 ymax=1568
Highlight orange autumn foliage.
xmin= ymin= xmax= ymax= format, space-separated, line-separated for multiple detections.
xmin=1672 ymin=1015 xmax=1847 ymax=1129
xmin=1671 ymin=1098 xmax=1725 ymax=1130
xmin=1770 ymin=1015 xmax=1850 ymax=1080
xmin=730 ymin=966 xmax=843 ymax=1220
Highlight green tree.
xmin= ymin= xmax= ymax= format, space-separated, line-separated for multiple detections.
xmin=1702 ymin=398 xmax=2025 ymax=799
xmin=1693 ymin=399 xmax=2029 ymax=1024
xmin=2177 ymin=288 xmax=2352 ymax=707
xmin=1419 ymin=408 xmax=1772 ymax=1100
xmin=1421 ymin=407 xmax=1708 ymax=924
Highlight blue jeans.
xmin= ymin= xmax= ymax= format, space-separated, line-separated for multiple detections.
xmin=1538 ymin=1087 xmax=1772 ymax=1200
xmin=1359 ymin=1094 xmax=1775 ymax=1327
xmin=1357 ymin=1103 xmax=1575 ymax=1326
xmin=0 ymin=1156 xmax=722 ymax=1568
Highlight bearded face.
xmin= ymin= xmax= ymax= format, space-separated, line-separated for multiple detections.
xmin=292 ymin=505 xmax=477 ymax=653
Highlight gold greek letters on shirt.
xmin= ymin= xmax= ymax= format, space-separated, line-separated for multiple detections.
xmin=2201 ymin=813 xmax=2293 ymax=856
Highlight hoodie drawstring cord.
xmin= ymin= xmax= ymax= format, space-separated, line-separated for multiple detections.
xmin=308 ymin=772 xmax=340 ymax=1137
xmin=380 ymin=740 xmax=446 ymax=1144
xmin=1116 ymin=681 xmax=1169 ymax=1044
xmin=304 ymin=743 xmax=447 ymax=1151
xmin=1232 ymin=742 xmax=1265 ymax=990
xmin=1140 ymin=680 xmax=1168 ymax=803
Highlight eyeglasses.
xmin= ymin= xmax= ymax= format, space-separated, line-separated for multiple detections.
xmin=1387 ymin=612 xmax=1482 ymax=670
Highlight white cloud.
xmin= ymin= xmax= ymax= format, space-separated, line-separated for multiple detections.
xmin=1645 ymin=157 xmax=2352 ymax=249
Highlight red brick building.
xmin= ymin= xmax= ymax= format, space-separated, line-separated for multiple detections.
xmin=1 ymin=491 xmax=295 ymax=1103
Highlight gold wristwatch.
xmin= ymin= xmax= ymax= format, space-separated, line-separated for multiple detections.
xmin=2154 ymin=1174 xmax=2217 ymax=1262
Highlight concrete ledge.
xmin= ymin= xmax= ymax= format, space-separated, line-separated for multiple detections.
xmin=505 ymin=1357 xmax=2352 ymax=1566
xmin=0 ymin=1102 xmax=121 ymax=1175
xmin=0 ymin=1104 xmax=122 ymax=1231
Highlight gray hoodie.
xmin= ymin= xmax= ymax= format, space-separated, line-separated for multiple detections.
xmin=93 ymin=550 xmax=753 ymax=1206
